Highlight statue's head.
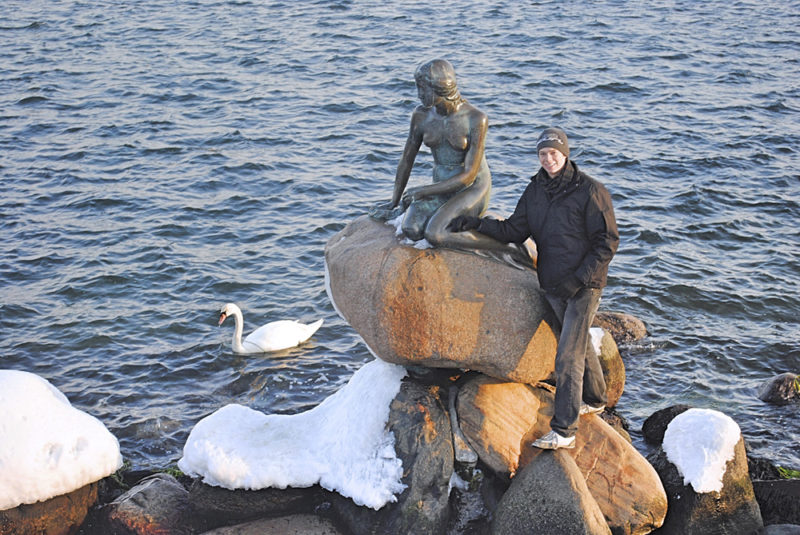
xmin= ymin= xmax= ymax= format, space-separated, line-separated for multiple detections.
xmin=414 ymin=59 xmax=460 ymax=102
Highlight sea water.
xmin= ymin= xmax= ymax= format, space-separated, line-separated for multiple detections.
xmin=1 ymin=0 xmax=798 ymax=471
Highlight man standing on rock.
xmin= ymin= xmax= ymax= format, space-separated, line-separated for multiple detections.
xmin=448 ymin=127 xmax=619 ymax=449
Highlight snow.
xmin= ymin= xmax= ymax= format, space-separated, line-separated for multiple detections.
xmin=0 ymin=370 xmax=123 ymax=511
xmin=590 ymin=327 xmax=605 ymax=356
xmin=388 ymin=212 xmax=433 ymax=249
xmin=662 ymin=408 xmax=741 ymax=493
xmin=178 ymin=358 xmax=408 ymax=510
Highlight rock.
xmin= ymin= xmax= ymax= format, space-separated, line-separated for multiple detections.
xmin=103 ymin=473 xmax=200 ymax=535
xmin=492 ymin=449 xmax=611 ymax=535
xmin=599 ymin=409 xmax=632 ymax=443
xmin=753 ymin=479 xmax=800 ymax=526
xmin=198 ymin=513 xmax=343 ymax=534
xmin=324 ymin=215 xmax=559 ymax=383
xmin=456 ymin=375 xmax=667 ymax=534
xmin=641 ymin=405 xmax=692 ymax=445
xmin=756 ymin=525 xmax=800 ymax=535
xmin=592 ymin=311 xmax=647 ymax=344
xmin=455 ymin=375 xmax=546 ymax=477
xmin=758 ymin=373 xmax=799 ymax=405
xmin=332 ymin=378 xmax=453 ymax=535
xmin=594 ymin=328 xmax=625 ymax=408
xmin=749 ymin=456 xmax=784 ymax=481
xmin=648 ymin=436 xmax=763 ymax=534
xmin=448 ymin=385 xmax=478 ymax=464
xmin=0 ymin=481 xmax=98 ymax=535
xmin=445 ymin=466 xmax=503 ymax=534
xmin=188 ymin=480 xmax=325 ymax=528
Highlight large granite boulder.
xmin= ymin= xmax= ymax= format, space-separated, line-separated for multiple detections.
xmin=492 ymin=449 xmax=611 ymax=535
xmin=325 ymin=216 xmax=559 ymax=383
xmin=456 ymin=374 xmax=667 ymax=535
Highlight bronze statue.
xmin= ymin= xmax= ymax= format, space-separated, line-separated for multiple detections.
xmin=370 ymin=59 xmax=533 ymax=268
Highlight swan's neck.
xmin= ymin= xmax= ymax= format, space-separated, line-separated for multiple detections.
xmin=230 ymin=308 xmax=246 ymax=354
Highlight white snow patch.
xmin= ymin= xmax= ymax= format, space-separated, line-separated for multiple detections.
xmin=590 ymin=327 xmax=605 ymax=356
xmin=179 ymin=359 xmax=408 ymax=510
xmin=663 ymin=408 xmax=741 ymax=493
xmin=0 ymin=370 xmax=123 ymax=510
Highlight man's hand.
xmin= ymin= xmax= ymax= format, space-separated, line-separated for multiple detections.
xmin=553 ymin=275 xmax=584 ymax=299
xmin=447 ymin=215 xmax=481 ymax=232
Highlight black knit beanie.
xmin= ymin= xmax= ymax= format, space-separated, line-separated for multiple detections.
xmin=536 ymin=127 xmax=569 ymax=158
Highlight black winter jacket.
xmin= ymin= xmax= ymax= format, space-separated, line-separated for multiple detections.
xmin=478 ymin=161 xmax=619 ymax=292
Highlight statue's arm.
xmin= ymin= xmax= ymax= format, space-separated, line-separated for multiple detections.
xmin=392 ymin=111 xmax=424 ymax=208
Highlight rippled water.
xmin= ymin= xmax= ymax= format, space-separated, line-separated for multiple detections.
xmin=1 ymin=1 xmax=798 ymax=471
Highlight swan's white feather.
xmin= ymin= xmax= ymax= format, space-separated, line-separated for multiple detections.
xmin=220 ymin=303 xmax=323 ymax=354
xmin=242 ymin=319 xmax=325 ymax=352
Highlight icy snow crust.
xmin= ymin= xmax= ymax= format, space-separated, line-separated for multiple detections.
xmin=663 ymin=408 xmax=741 ymax=493
xmin=0 ymin=370 xmax=123 ymax=511
xmin=179 ymin=359 xmax=408 ymax=510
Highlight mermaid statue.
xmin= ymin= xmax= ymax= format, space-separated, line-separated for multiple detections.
xmin=369 ymin=59 xmax=533 ymax=269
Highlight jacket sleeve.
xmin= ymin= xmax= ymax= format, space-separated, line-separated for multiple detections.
xmin=575 ymin=183 xmax=619 ymax=284
xmin=476 ymin=184 xmax=533 ymax=244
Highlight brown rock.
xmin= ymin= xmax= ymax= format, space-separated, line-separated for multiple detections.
xmin=324 ymin=216 xmax=559 ymax=383
xmin=492 ymin=449 xmax=611 ymax=535
xmin=649 ymin=436 xmax=763 ymax=534
xmin=456 ymin=375 xmax=667 ymax=535
xmin=592 ymin=311 xmax=647 ymax=344
xmin=0 ymin=482 xmax=98 ymax=535
xmin=455 ymin=375 xmax=546 ymax=477
xmin=104 ymin=473 xmax=199 ymax=535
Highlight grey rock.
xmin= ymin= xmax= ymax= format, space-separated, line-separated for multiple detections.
xmin=104 ymin=473 xmax=199 ymax=535
xmin=491 ymin=449 xmax=611 ymax=535
xmin=332 ymin=379 xmax=453 ymax=535
xmin=758 ymin=373 xmax=799 ymax=405
xmin=642 ymin=405 xmax=692 ymax=445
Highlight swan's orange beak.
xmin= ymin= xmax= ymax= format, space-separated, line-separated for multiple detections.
xmin=218 ymin=312 xmax=227 ymax=326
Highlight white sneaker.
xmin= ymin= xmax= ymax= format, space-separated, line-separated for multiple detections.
xmin=579 ymin=403 xmax=605 ymax=415
xmin=531 ymin=430 xmax=575 ymax=450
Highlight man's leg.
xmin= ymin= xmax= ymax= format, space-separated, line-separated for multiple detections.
xmin=546 ymin=288 xmax=603 ymax=438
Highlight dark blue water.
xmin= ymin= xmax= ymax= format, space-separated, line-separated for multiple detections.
xmin=2 ymin=1 xmax=798 ymax=471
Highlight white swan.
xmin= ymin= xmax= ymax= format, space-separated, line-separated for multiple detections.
xmin=218 ymin=303 xmax=324 ymax=354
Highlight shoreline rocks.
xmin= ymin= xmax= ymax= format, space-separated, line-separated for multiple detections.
xmin=9 ymin=215 xmax=798 ymax=534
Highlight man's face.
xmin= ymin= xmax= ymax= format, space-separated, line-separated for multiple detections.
xmin=538 ymin=147 xmax=566 ymax=178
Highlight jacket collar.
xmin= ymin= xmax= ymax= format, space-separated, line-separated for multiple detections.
xmin=533 ymin=160 xmax=581 ymax=196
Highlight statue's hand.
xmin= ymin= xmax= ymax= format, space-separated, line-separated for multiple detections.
xmin=401 ymin=186 xmax=426 ymax=208
xmin=369 ymin=200 xmax=405 ymax=221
